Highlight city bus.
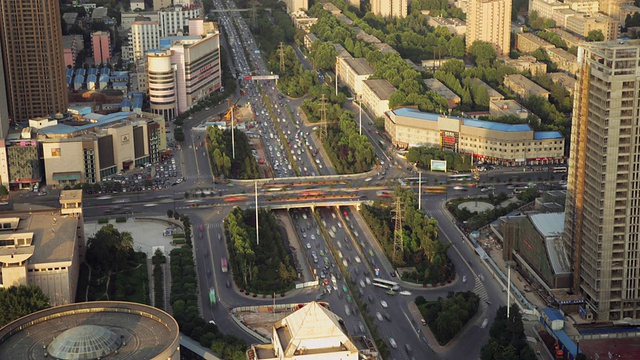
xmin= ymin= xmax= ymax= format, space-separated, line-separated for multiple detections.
xmin=424 ymin=186 xmax=447 ymax=194
xmin=448 ymin=174 xmax=474 ymax=182
xmin=209 ymin=288 xmax=217 ymax=306
xmin=512 ymin=186 xmax=529 ymax=194
xmin=372 ymin=278 xmax=401 ymax=291
xmin=553 ymin=166 xmax=568 ymax=173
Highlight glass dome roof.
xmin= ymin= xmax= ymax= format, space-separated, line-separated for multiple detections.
xmin=47 ymin=324 xmax=122 ymax=360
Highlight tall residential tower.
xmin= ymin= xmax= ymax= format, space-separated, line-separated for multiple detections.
xmin=564 ymin=40 xmax=640 ymax=321
xmin=0 ymin=0 xmax=68 ymax=122
xmin=466 ymin=0 xmax=512 ymax=56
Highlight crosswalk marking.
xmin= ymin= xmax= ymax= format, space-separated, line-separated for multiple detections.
xmin=473 ymin=278 xmax=489 ymax=305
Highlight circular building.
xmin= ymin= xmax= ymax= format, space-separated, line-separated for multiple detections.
xmin=0 ymin=301 xmax=180 ymax=360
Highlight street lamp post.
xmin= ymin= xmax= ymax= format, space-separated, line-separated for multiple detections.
xmin=358 ymin=95 xmax=362 ymax=136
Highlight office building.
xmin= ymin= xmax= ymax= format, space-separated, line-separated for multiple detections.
xmin=249 ymin=301 xmax=359 ymax=360
xmin=92 ymin=31 xmax=111 ymax=64
xmin=0 ymin=190 xmax=85 ymax=306
xmin=385 ymin=107 xmax=565 ymax=165
xmin=147 ymin=19 xmax=221 ymax=119
xmin=564 ymin=40 xmax=640 ymax=321
xmin=130 ymin=20 xmax=160 ymax=61
xmin=371 ymin=0 xmax=408 ymax=18
xmin=159 ymin=4 xmax=202 ymax=37
xmin=0 ymin=0 xmax=68 ymax=123
xmin=33 ymin=111 xmax=166 ymax=186
xmin=466 ymin=0 xmax=512 ymax=56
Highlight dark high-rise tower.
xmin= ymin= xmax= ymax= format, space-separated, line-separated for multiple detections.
xmin=0 ymin=0 xmax=68 ymax=123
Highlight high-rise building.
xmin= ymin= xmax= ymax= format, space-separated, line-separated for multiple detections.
xmin=147 ymin=19 xmax=221 ymax=119
xmin=284 ymin=0 xmax=309 ymax=13
xmin=370 ymin=0 xmax=407 ymax=18
xmin=564 ymin=40 xmax=640 ymax=321
xmin=466 ymin=0 xmax=512 ymax=56
xmin=159 ymin=4 xmax=202 ymax=37
xmin=130 ymin=20 xmax=160 ymax=61
xmin=0 ymin=0 xmax=68 ymax=123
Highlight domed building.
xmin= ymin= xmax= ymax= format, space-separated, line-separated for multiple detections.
xmin=0 ymin=301 xmax=180 ymax=360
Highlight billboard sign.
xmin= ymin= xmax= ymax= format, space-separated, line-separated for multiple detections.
xmin=431 ymin=160 xmax=447 ymax=172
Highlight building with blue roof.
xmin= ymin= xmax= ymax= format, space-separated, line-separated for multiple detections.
xmin=31 ymin=111 xmax=167 ymax=186
xmin=386 ymin=107 xmax=565 ymax=165
xmin=87 ymin=74 xmax=98 ymax=90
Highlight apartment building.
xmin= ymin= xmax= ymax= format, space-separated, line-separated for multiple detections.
xmin=548 ymin=72 xmax=577 ymax=95
xmin=0 ymin=0 xmax=68 ymax=122
xmin=504 ymin=74 xmax=550 ymax=100
xmin=158 ymin=3 xmax=202 ymax=37
xmin=565 ymin=14 xmax=618 ymax=41
xmin=130 ymin=21 xmax=160 ymax=61
xmin=546 ymin=47 xmax=579 ymax=75
xmin=516 ymin=32 xmax=556 ymax=53
xmin=285 ymin=0 xmax=309 ymax=12
xmin=92 ymin=31 xmax=111 ymax=64
xmin=337 ymin=57 xmax=374 ymax=96
xmin=424 ymin=79 xmax=461 ymax=109
xmin=529 ymin=0 xmax=569 ymax=19
xmin=427 ymin=16 xmax=467 ymax=36
xmin=565 ymin=0 xmax=599 ymax=14
xmin=504 ymin=55 xmax=548 ymax=76
xmin=371 ymin=0 xmax=408 ymax=18
xmin=466 ymin=0 xmax=512 ymax=56
xmin=361 ymin=79 xmax=396 ymax=119
xmin=564 ymin=40 xmax=640 ymax=321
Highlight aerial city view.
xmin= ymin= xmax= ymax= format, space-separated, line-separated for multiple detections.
xmin=1 ymin=0 xmax=640 ymax=359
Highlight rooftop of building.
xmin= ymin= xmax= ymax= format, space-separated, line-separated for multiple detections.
xmin=530 ymin=212 xmax=565 ymax=238
xmin=547 ymin=47 xmax=577 ymax=61
xmin=0 ymin=211 xmax=78 ymax=265
xmin=363 ymin=79 xmax=396 ymax=100
xmin=0 ymin=301 xmax=179 ymax=360
xmin=518 ymin=32 xmax=555 ymax=46
xmin=63 ymin=12 xmax=78 ymax=24
xmin=333 ymin=43 xmax=351 ymax=58
xmin=548 ymin=72 xmax=576 ymax=86
xmin=35 ymin=111 xmax=158 ymax=137
xmin=534 ymin=131 xmax=564 ymax=139
xmin=343 ymin=57 xmax=374 ymax=75
xmin=471 ymin=78 xmax=503 ymax=98
xmin=428 ymin=16 xmax=466 ymax=26
xmin=373 ymin=42 xmax=399 ymax=54
xmin=424 ymin=78 xmax=460 ymax=100
xmin=273 ymin=301 xmax=357 ymax=357
xmin=92 ymin=7 xmax=109 ymax=20
xmin=391 ymin=107 xmax=537 ymax=132
xmin=504 ymin=74 xmax=550 ymax=94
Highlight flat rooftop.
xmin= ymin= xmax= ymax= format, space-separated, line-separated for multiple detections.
xmin=22 ymin=212 xmax=78 ymax=264
xmin=364 ymin=79 xmax=396 ymax=100
xmin=343 ymin=58 xmax=374 ymax=76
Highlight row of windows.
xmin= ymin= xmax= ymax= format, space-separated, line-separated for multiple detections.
xmin=28 ymin=266 xmax=67 ymax=272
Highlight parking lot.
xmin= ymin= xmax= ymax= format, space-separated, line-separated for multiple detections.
xmin=95 ymin=157 xmax=182 ymax=194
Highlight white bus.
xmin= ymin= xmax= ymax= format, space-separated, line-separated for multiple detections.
xmin=372 ymin=278 xmax=400 ymax=291
xmin=553 ymin=166 xmax=568 ymax=173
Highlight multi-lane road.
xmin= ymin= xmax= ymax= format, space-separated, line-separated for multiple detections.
xmin=13 ymin=3 xmax=566 ymax=359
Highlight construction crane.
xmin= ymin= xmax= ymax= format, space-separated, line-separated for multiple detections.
xmin=224 ymin=98 xmax=241 ymax=120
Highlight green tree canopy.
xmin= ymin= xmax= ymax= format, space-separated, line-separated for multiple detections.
xmin=0 ymin=285 xmax=50 ymax=327
xmin=587 ymin=29 xmax=604 ymax=42
xmin=468 ymin=41 xmax=497 ymax=67
xmin=86 ymin=224 xmax=135 ymax=274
